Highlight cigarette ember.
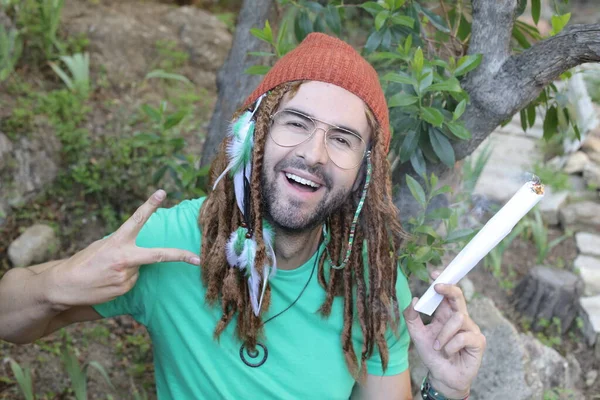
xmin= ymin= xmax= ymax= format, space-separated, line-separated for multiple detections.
xmin=532 ymin=182 xmax=545 ymax=195
xmin=414 ymin=179 xmax=546 ymax=316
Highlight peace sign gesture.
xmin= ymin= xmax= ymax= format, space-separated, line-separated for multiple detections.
xmin=403 ymin=270 xmax=486 ymax=398
xmin=47 ymin=190 xmax=201 ymax=311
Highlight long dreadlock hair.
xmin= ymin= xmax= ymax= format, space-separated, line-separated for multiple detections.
xmin=199 ymin=81 xmax=407 ymax=380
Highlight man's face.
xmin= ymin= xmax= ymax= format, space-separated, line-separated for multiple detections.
xmin=261 ymin=81 xmax=371 ymax=232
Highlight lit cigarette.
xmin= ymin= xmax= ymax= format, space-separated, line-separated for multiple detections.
xmin=414 ymin=180 xmax=545 ymax=316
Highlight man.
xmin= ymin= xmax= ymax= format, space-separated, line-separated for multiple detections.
xmin=0 ymin=33 xmax=485 ymax=399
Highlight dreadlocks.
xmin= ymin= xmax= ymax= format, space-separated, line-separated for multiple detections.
xmin=199 ymin=81 xmax=406 ymax=380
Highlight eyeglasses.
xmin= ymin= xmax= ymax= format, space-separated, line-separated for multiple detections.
xmin=269 ymin=109 xmax=367 ymax=169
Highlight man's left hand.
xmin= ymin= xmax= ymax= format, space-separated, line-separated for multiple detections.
xmin=403 ymin=271 xmax=486 ymax=399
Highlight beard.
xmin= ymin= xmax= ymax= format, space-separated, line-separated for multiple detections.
xmin=261 ymin=158 xmax=352 ymax=233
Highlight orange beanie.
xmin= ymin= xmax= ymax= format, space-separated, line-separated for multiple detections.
xmin=243 ymin=32 xmax=390 ymax=153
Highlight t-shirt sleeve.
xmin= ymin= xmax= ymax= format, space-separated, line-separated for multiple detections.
xmin=365 ymin=267 xmax=413 ymax=376
xmin=92 ymin=198 xmax=204 ymax=326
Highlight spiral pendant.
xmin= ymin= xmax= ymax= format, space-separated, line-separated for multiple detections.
xmin=239 ymin=342 xmax=268 ymax=367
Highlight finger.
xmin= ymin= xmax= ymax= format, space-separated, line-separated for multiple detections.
xmin=434 ymin=312 xmax=480 ymax=351
xmin=443 ymin=331 xmax=486 ymax=357
xmin=403 ymin=297 xmax=427 ymax=337
xmin=430 ymin=269 xmax=443 ymax=281
xmin=434 ymin=283 xmax=468 ymax=314
xmin=132 ymin=247 xmax=201 ymax=266
xmin=117 ymin=190 xmax=166 ymax=240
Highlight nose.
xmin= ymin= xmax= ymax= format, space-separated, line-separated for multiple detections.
xmin=294 ymin=127 xmax=329 ymax=166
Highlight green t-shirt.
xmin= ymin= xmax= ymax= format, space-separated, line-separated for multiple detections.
xmin=93 ymin=197 xmax=412 ymax=399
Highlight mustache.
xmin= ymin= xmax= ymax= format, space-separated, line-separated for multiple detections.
xmin=273 ymin=158 xmax=332 ymax=188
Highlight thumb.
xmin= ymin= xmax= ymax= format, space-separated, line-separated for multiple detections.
xmin=403 ymin=297 xmax=426 ymax=336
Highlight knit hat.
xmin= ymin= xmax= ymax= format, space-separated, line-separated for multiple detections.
xmin=242 ymin=33 xmax=390 ymax=152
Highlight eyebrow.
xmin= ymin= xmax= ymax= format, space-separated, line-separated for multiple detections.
xmin=284 ymin=107 xmax=364 ymax=139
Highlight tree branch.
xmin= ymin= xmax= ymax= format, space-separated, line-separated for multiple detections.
xmin=456 ymin=23 xmax=600 ymax=161
xmin=200 ymin=0 xmax=275 ymax=167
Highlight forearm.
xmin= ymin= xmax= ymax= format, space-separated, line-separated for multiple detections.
xmin=0 ymin=261 xmax=63 ymax=344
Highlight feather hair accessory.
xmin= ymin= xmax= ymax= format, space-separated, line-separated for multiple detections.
xmin=215 ymin=94 xmax=276 ymax=316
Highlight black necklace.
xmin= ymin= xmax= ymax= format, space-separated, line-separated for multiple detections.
xmin=239 ymin=249 xmax=319 ymax=368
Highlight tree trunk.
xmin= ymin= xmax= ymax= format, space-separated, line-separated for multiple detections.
xmin=511 ymin=266 xmax=584 ymax=334
xmin=200 ymin=0 xmax=275 ymax=167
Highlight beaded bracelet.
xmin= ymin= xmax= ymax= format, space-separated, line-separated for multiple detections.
xmin=420 ymin=373 xmax=469 ymax=400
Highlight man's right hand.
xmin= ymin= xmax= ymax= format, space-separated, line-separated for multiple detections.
xmin=46 ymin=189 xmax=201 ymax=311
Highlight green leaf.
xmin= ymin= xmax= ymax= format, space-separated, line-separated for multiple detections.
xmin=404 ymin=34 xmax=413 ymax=55
xmin=390 ymin=15 xmax=414 ymax=28
xmin=515 ymin=0 xmax=527 ymax=16
xmin=520 ymin=108 xmax=528 ymax=132
xmin=360 ymin=1 xmax=384 ymax=16
xmin=388 ymin=92 xmax=419 ymax=107
xmin=453 ymin=99 xmax=467 ymax=120
xmin=394 ymin=0 xmax=406 ymax=9
xmin=164 ymin=110 xmax=187 ymax=130
xmin=543 ymin=106 xmax=559 ymax=141
xmin=305 ymin=1 xmax=324 ymax=13
xmin=446 ymin=121 xmax=471 ymax=140
xmin=400 ymin=129 xmax=420 ymax=162
xmin=145 ymin=69 xmax=191 ymax=85
xmin=422 ymin=107 xmax=444 ymax=127
xmin=551 ymin=13 xmax=571 ymax=36
xmin=457 ymin=14 xmax=471 ymax=41
xmin=247 ymin=51 xmax=275 ymax=57
xmin=244 ymin=65 xmax=271 ymax=75
xmin=426 ymin=207 xmax=452 ymax=220
xmin=264 ymin=20 xmax=273 ymax=43
xmin=364 ymin=29 xmax=384 ymax=54
xmin=512 ymin=25 xmax=531 ymax=49
xmin=431 ymin=185 xmax=452 ymax=197
xmin=418 ymin=70 xmax=433 ymax=93
xmin=417 ymin=4 xmax=450 ymax=33
xmin=426 ymin=77 xmax=462 ymax=93
xmin=250 ymin=27 xmax=271 ymax=44
xmin=445 ymin=228 xmax=475 ymax=243
xmin=325 ymin=5 xmax=342 ymax=36
xmin=382 ymin=72 xmax=416 ymax=85
xmin=414 ymin=245 xmax=433 ymax=262
xmin=413 ymin=225 xmax=439 ymax=239
xmin=406 ymin=175 xmax=426 ymax=208
xmin=454 ymin=54 xmax=482 ymax=77
xmin=375 ymin=10 xmax=388 ymax=31
xmin=141 ymin=104 xmax=162 ymax=123
xmin=410 ymin=148 xmax=426 ymax=177
xmin=413 ymin=47 xmax=424 ymax=73
xmin=532 ymin=0 xmax=541 ymax=25
xmin=527 ymin=104 xmax=536 ymax=128
xmin=429 ymin=128 xmax=455 ymax=167
xmin=294 ymin=10 xmax=313 ymax=42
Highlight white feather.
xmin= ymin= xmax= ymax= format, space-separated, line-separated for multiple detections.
xmin=248 ymin=266 xmax=261 ymax=315
xmin=225 ymin=230 xmax=240 ymax=267
xmin=238 ymin=238 xmax=256 ymax=273
xmin=233 ymin=169 xmax=245 ymax=215
xmin=257 ymin=265 xmax=270 ymax=316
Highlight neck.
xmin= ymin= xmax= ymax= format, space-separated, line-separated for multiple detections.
xmin=273 ymin=225 xmax=323 ymax=270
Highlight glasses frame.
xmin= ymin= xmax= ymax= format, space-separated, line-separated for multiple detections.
xmin=268 ymin=109 xmax=367 ymax=170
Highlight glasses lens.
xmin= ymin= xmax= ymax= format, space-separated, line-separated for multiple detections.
xmin=270 ymin=110 xmax=315 ymax=147
xmin=326 ymin=129 xmax=366 ymax=169
xmin=270 ymin=110 xmax=366 ymax=169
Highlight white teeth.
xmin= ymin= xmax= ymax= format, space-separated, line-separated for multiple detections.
xmin=285 ymin=173 xmax=321 ymax=188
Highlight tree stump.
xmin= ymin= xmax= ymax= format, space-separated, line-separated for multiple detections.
xmin=511 ymin=266 xmax=584 ymax=334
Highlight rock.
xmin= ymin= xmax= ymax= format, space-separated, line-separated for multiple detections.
xmin=580 ymin=295 xmax=600 ymax=346
xmin=473 ymin=132 xmax=540 ymax=203
xmin=583 ymin=162 xmax=600 ymax=188
xmin=586 ymin=370 xmax=598 ymax=387
xmin=465 ymin=297 xmax=544 ymax=399
xmin=563 ymin=151 xmax=590 ymax=174
xmin=559 ymin=201 xmax=600 ymax=233
xmin=459 ymin=277 xmax=475 ymax=302
xmin=520 ymin=333 xmax=581 ymax=390
xmin=582 ymin=136 xmax=600 ymax=164
xmin=575 ymin=232 xmax=600 ymax=257
xmin=574 ymin=255 xmax=600 ymax=296
xmin=61 ymin=1 xmax=232 ymax=91
xmin=7 ymin=224 xmax=59 ymax=268
xmin=539 ymin=189 xmax=569 ymax=225
xmin=0 ymin=131 xmax=13 ymax=170
xmin=569 ymin=175 xmax=588 ymax=192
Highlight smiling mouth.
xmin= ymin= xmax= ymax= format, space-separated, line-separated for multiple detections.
xmin=284 ymin=172 xmax=322 ymax=192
